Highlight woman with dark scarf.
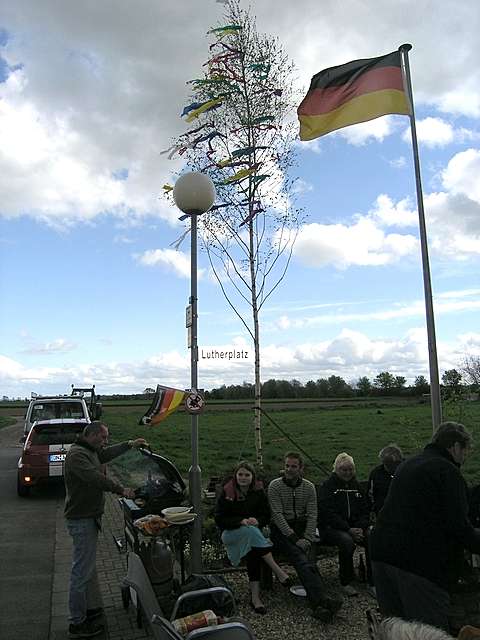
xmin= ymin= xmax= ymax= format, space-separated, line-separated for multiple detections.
xmin=215 ymin=460 xmax=292 ymax=614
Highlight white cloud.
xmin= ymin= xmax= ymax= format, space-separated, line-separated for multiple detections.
xmin=389 ymin=156 xmax=407 ymax=169
xmin=0 ymin=0 xmax=478 ymax=228
xmin=20 ymin=338 xmax=77 ymax=355
xmin=403 ymin=117 xmax=454 ymax=147
xmin=442 ymin=149 xmax=480 ymax=202
xmin=269 ymin=290 xmax=480 ymax=331
xmin=291 ymin=178 xmax=314 ymax=195
xmin=336 ymin=115 xmax=398 ymax=146
xmin=135 ymin=248 xmax=205 ymax=279
xmin=2 ymin=322 xmax=480 ymax=396
xmin=402 ymin=117 xmax=480 ymax=148
xmin=368 ymin=194 xmax=418 ymax=228
xmin=293 ymin=218 xmax=417 ymax=269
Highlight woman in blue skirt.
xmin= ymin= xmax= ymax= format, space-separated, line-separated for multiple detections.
xmin=215 ymin=460 xmax=292 ymax=614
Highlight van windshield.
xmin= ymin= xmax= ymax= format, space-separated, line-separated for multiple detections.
xmin=30 ymin=401 xmax=86 ymax=422
xmin=30 ymin=424 xmax=84 ymax=446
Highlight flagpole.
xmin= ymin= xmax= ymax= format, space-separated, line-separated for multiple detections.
xmin=399 ymin=43 xmax=442 ymax=432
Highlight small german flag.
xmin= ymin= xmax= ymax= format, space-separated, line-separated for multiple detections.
xmin=139 ymin=384 xmax=186 ymax=426
xmin=298 ymin=50 xmax=411 ymax=141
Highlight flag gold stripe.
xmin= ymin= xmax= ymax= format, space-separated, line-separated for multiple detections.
xmin=299 ymin=89 xmax=410 ymax=141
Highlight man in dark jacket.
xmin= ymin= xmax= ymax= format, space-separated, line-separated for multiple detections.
xmin=370 ymin=421 xmax=480 ymax=632
xmin=64 ymin=421 xmax=147 ymax=638
xmin=317 ymin=452 xmax=372 ymax=596
xmin=367 ymin=443 xmax=403 ymax=516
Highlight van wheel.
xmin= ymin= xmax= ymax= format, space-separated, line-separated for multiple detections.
xmin=17 ymin=476 xmax=31 ymax=497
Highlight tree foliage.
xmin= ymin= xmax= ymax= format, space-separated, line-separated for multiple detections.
xmin=413 ymin=375 xmax=430 ymax=395
xmin=163 ymin=0 xmax=301 ymax=465
xmin=461 ymin=356 xmax=480 ymax=391
xmin=441 ymin=368 xmax=462 ymax=390
xmin=375 ymin=371 xmax=396 ymax=393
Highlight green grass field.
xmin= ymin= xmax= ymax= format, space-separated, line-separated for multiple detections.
xmin=106 ymin=400 xmax=480 ymax=486
xmin=0 ymin=416 xmax=17 ymax=429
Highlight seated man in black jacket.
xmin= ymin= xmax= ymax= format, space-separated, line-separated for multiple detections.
xmin=368 ymin=443 xmax=404 ymax=517
xmin=370 ymin=421 xmax=480 ymax=632
xmin=317 ymin=452 xmax=374 ymax=596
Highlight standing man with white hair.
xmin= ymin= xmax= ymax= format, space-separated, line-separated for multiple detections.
xmin=370 ymin=421 xmax=480 ymax=632
xmin=64 ymin=421 xmax=148 ymax=638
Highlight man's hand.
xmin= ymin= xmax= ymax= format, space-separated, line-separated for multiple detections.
xmin=241 ymin=517 xmax=259 ymax=526
xmin=122 ymin=487 xmax=135 ymax=499
xmin=296 ymin=538 xmax=311 ymax=552
xmin=128 ymin=438 xmax=149 ymax=449
xmin=349 ymin=527 xmax=364 ymax=543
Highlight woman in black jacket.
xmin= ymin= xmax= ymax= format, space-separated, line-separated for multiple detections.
xmin=215 ymin=460 xmax=292 ymax=614
xmin=317 ymin=452 xmax=373 ymax=596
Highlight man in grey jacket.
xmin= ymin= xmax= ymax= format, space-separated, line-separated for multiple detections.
xmin=64 ymin=421 xmax=148 ymax=638
xmin=268 ymin=451 xmax=343 ymax=622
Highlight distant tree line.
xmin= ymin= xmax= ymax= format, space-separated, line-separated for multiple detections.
xmin=205 ymin=364 xmax=480 ymax=401
xmin=3 ymin=357 xmax=478 ymax=403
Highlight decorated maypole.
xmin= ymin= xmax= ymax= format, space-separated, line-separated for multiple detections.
xmin=163 ymin=0 xmax=301 ymax=466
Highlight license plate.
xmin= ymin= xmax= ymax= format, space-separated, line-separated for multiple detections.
xmin=49 ymin=453 xmax=66 ymax=462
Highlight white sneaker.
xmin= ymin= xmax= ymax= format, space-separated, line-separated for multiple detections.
xmin=342 ymin=584 xmax=359 ymax=596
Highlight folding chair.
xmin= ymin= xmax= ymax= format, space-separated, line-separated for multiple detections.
xmin=121 ymin=551 xmax=241 ymax=638
xmin=151 ymin=615 xmax=256 ymax=640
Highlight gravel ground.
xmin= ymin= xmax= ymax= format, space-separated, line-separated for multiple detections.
xmin=219 ymin=554 xmax=375 ymax=640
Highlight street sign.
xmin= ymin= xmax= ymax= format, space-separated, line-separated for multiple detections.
xmin=185 ymin=391 xmax=205 ymax=414
xmin=187 ymin=326 xmax=192 ymax=348
xmin=185 ymin=305 xmax=193 ymax=328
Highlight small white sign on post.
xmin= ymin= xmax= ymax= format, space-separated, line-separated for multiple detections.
xmin=187 ymin=326 xmax=192 ymax=348
xmin=185 ymin=305 xmax=193 ymax=328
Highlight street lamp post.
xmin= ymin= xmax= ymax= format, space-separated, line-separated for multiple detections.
xmin=173 ymin=172 xmax=215 ymax=573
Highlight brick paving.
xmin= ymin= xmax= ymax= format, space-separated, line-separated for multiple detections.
xmin=49 ymin=493 xmax=149 ymax=639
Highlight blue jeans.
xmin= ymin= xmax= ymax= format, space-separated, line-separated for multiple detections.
xmin=66 ymin=518 xmax=102 ymax=624
xmin=270 ymin=524 xmax=326 ymax=608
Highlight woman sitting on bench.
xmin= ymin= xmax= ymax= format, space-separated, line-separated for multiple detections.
xmin=215 ymin=460 xmax=292 ymax=615
xmin=317 ymin=452 xmax=374 ymax=597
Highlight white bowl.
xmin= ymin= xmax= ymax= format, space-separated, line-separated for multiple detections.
xmin=162 ymin=506 xmax=192 ymax=516
xmin=290 ymin=585 xmax=307 ymax=597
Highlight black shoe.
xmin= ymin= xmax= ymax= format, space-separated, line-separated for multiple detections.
xmin=320 ymin=594 xmax=343 ymax=614
xmin=86 ymin=608 xmax=104 ymax=620
xmin=249 ymin=600 xmax=267 ymax=615
xmin=68 ymin=619 xmax=104 ymax=638
xmin=311 ymin=605 xmax=333 ymax=623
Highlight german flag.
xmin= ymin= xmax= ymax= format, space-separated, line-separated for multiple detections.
xmin=139 ymin=384 xmax=186 ymax=426
xmin=298 ymin=50 xmax=411 ymax=141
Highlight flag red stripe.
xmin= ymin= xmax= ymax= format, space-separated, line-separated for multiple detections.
xmin=298 ymin=66 xmax=405 ymax=116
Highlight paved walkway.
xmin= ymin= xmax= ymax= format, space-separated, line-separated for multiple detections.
xmin=50 ymin=493 xmax=149 ymax=639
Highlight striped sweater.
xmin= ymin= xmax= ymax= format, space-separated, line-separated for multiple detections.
xmin=268 ymin=476 xmax=318 ymax=542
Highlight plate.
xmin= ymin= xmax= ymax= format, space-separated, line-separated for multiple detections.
xmin=165 ymin=515 xmax=195 ymax=525
xmin=162 ymin=506 xmax=192 ymax=516
xmin=290 ymin=585 xmax=307 ymax=597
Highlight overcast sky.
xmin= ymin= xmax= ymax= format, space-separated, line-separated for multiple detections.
xmin=1 ymin=0 xmax=479 ymax=398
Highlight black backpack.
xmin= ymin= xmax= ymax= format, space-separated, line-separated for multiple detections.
xmin=176 ymin=573 xmax=236 ymax=617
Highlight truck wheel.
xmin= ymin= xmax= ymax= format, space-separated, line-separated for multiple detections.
xmin=17 ymin=476 xmax=31 ymax=497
